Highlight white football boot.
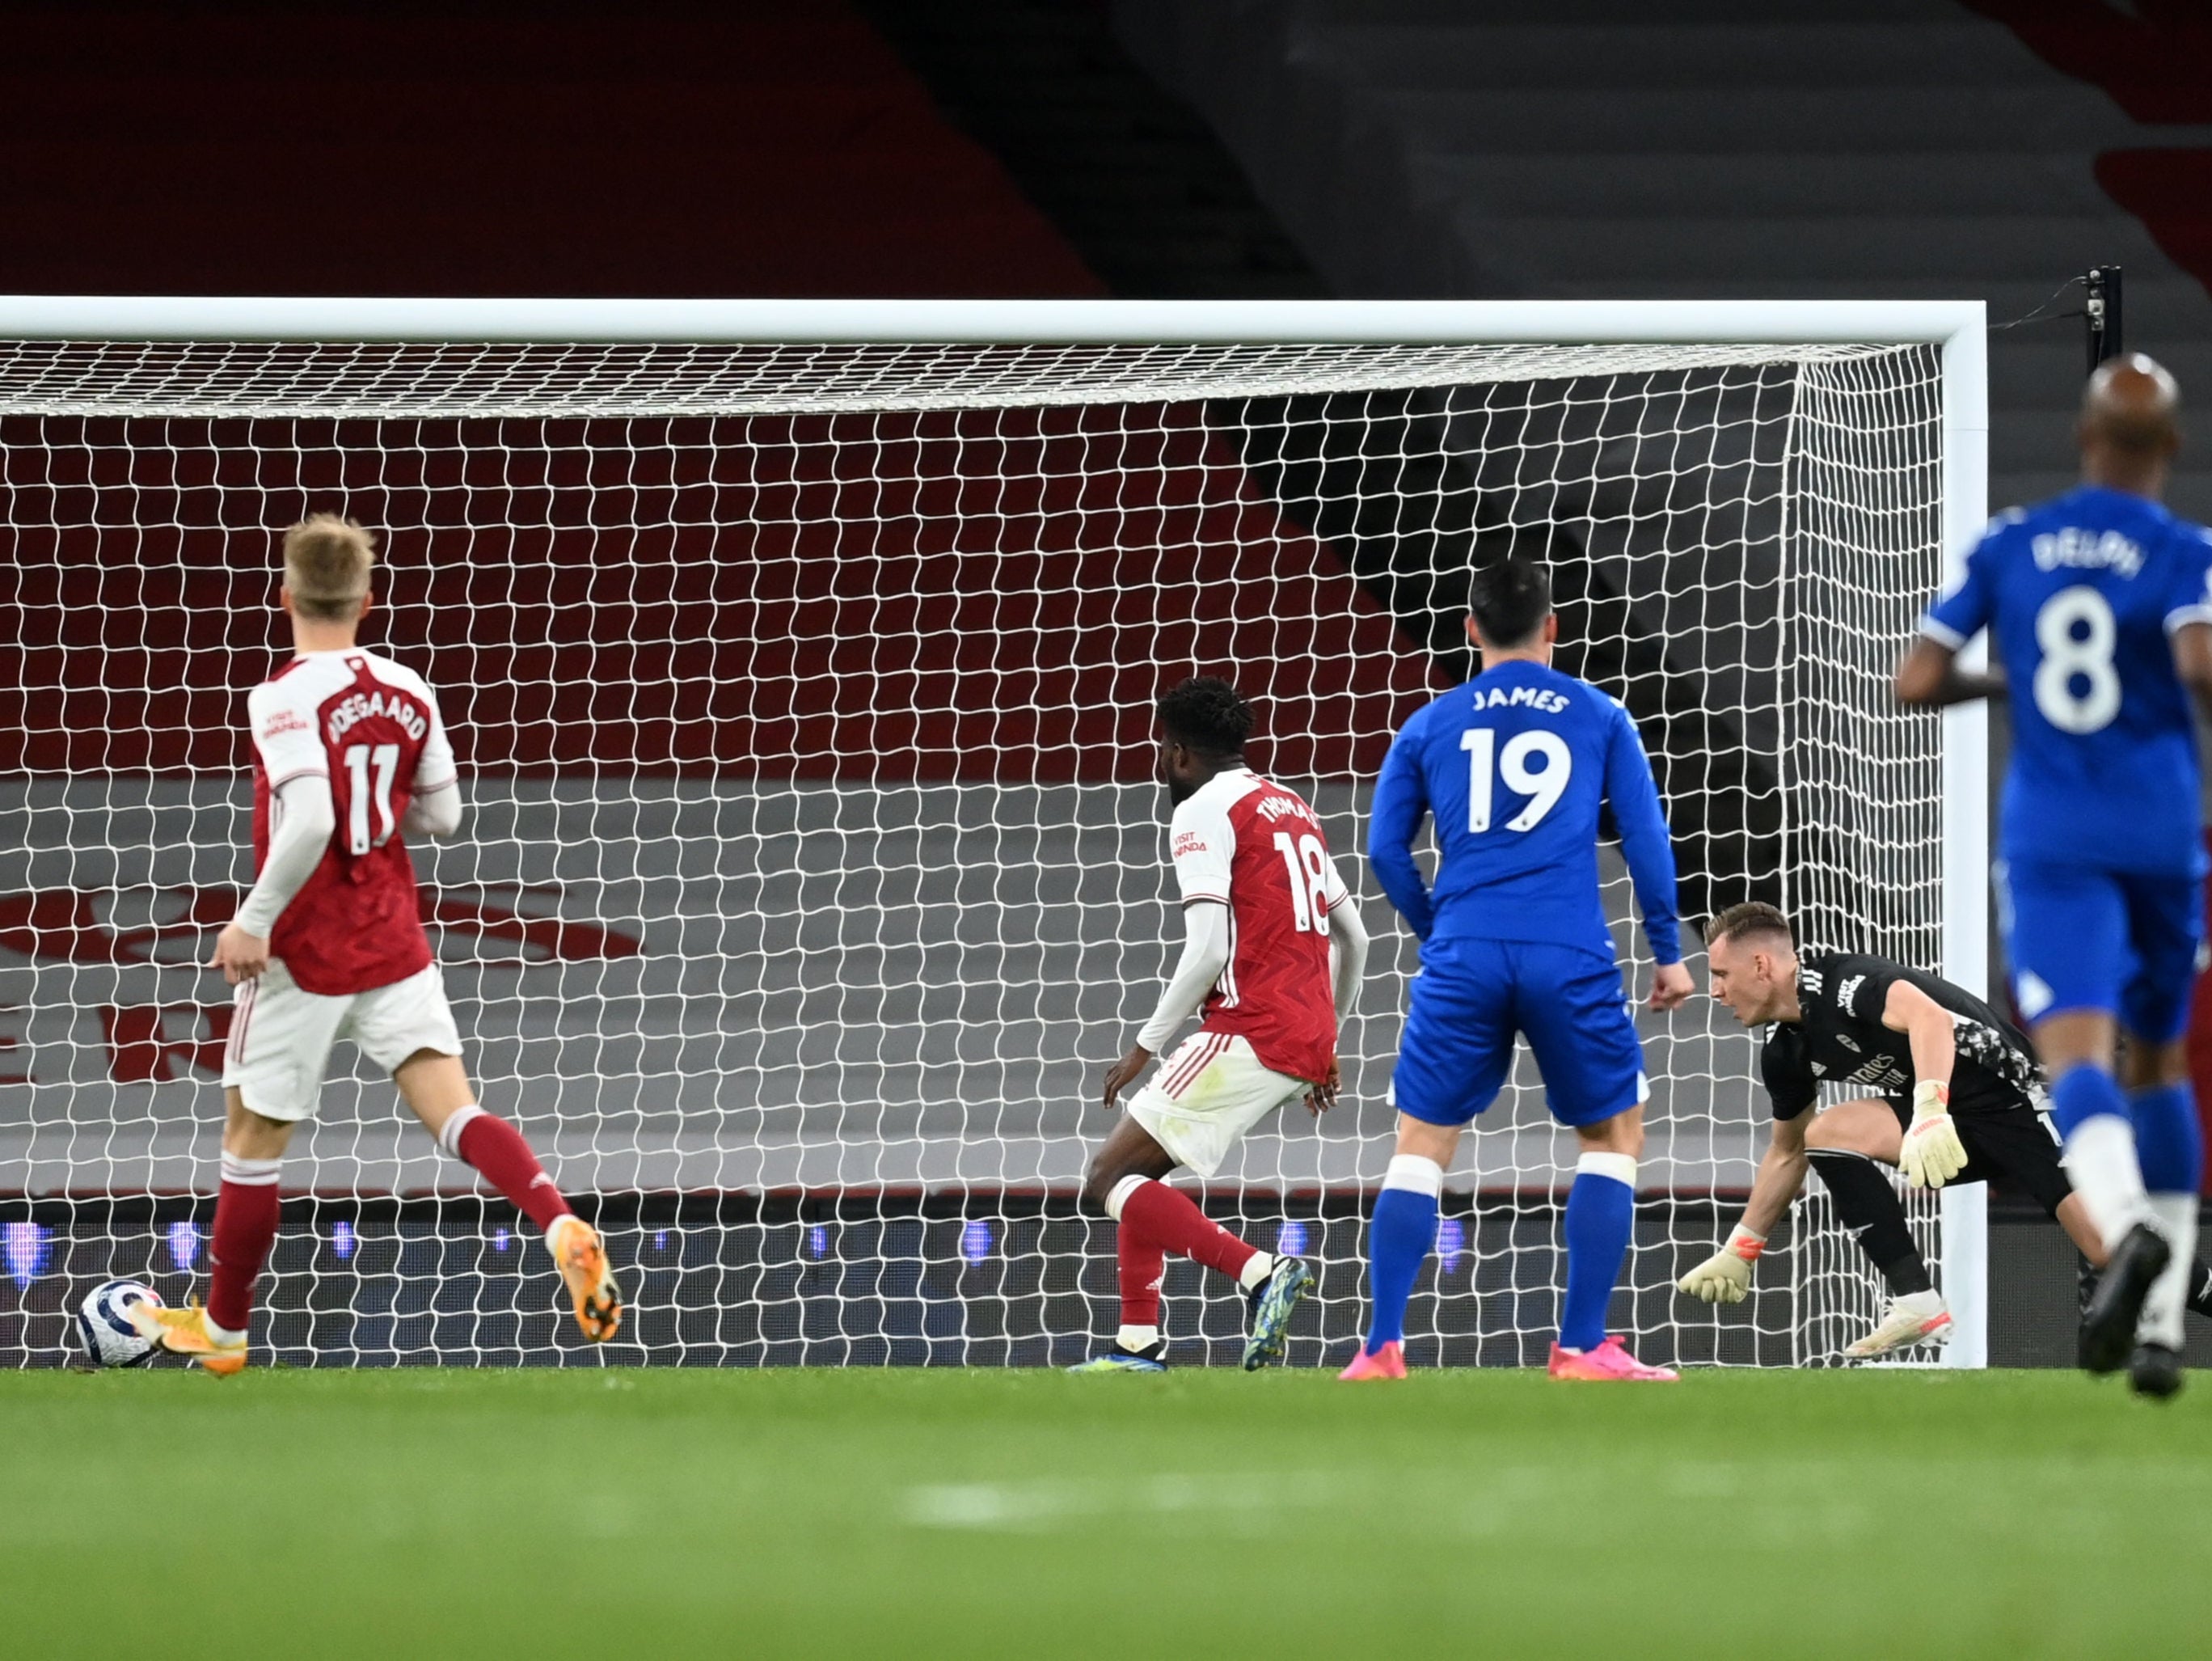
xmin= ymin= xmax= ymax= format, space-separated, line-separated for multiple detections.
xmin=1844 ymin=1290 xmax=1952 ymax=1359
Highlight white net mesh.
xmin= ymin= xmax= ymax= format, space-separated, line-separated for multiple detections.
xmin=0 ymin=334 xmax=1948 ymax=1367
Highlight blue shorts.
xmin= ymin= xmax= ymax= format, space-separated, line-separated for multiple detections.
xmin=1997 ymin=857 xmax=2205 ymax=1044
xmin=1390 ymin=937 xmax=1648 ymax=1129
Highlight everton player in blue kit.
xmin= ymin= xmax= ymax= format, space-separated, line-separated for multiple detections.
xmin=1899 ymin=357 xmax=2212 ymax=1396
xmin=1343 ymin=556 xmax=1693 ymax=1382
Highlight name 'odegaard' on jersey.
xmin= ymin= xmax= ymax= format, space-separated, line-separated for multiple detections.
xmin=325 ymin=686 xmax=429 ymax=746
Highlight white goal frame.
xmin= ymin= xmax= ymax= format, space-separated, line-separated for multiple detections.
xmin=0 ymin=294 xmax=1990 ymax=1367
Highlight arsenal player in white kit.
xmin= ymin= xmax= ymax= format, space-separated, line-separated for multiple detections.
xmin=134 ymin=515 xmax=622 ymax=1373
xmin=1071 ymin=678 xmax=1369 ymax=1371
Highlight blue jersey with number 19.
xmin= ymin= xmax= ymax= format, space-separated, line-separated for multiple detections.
xmin=1922 ymin=484 xmax=2212 ymax=877
xmin=1368 ymin=659 xmax=1681 ymax=965
xmin=1370 ymin=657 xmax=1679 ymax=1130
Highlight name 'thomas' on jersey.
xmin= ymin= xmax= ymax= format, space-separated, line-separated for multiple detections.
xmin=1923 ymin=484 xmax=2212 ymax=876
xmin=1167 ymin=768 xmax=1349 ymax=1084
xmin=247 ymin=648 xmax=457 ymax=995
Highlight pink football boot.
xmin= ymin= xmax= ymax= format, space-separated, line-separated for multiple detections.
xmin=1338 ymin=1340 xmax=1408 ymax=1381
xmin=1547 ymin=1335 xmax=1678 ymax=1382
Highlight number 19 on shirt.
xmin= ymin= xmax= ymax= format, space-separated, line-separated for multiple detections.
xmin=1462 ymin=726 xmax=1572 ymax=833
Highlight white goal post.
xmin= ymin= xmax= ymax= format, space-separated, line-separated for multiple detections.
xmin=0 ymin=296 xmax=1988 ymax=1369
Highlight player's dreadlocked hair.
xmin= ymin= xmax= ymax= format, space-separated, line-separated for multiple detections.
xmin=1157 ymin=676 xmax=1254 ymax=759
xmin=1704 ymin=902 xmax=1794 ymax=950
xmin=1467 ymin=554 xmax=1552 ymax=648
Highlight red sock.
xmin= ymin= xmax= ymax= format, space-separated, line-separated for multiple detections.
xmin=1118 ymin=1224 xmax=1167 ymax=1326
xmin=209 ymin=1154 xmax=282 ymax=1333
xmin=1121 ymin=1178 xmax=1265 ymax=1285
xmin=444 ymin=1108 xmax=572 ymax=1231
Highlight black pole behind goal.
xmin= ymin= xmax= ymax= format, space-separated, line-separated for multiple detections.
xmin=2085 ymin=264 xmax=2125 ymax=374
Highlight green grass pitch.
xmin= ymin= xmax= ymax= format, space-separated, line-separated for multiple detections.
xmin=5 ymin=1366 xmax=2208 ymax=1659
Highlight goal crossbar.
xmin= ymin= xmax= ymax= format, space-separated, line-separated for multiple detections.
xmin=0 ymin=295 xmax=1984 ymax=348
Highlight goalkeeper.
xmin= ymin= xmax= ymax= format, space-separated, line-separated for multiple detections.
xmin=1682 ymin=902 xmax=2212 ymax=1355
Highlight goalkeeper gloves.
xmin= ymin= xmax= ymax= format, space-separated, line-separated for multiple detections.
xmin=1898 ymin=1080 xmax=1969 ymax=1189
xmin=1677 ymin=1224 xmax=1764 ymax=1304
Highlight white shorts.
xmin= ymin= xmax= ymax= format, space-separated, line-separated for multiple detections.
xmin=222 ymin=959 xmax=463 ymax=1122
xmin=1126 ymin=1032 xmax=1310 ymax=1178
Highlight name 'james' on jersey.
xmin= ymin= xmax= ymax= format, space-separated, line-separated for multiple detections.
xmin=247 ymin=648 xmax=458 ymax=996
xmin=1923 ymin=484 xmax=2212 ymax=876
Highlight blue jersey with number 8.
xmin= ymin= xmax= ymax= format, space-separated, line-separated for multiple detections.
xmin=1923 ymin=484 xmax=2212 ymax=877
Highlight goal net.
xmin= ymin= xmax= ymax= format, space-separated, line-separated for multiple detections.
xmin=0 ymin=305 xmax=1976 ymax=1368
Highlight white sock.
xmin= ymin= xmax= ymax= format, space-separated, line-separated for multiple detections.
xmin=203 ymin=1312 xmax=246 ymax=1345
xmin=1238 ymin=1253 xmax=1276 ymax=1292
xmin=1382 ymin=1153 xmax=1444 ymax=1198
xmin=2062 ymin=1114 xmax=2153 ymax=1246
xmin=1575 ymin=1151 xmax=1637 ymax=1189
xmin=436 ymin=1103 xmax=486 ymax=1159
xmin=2140 ymin=1193 xmax=2198 ymax=1351
xmin=217 ymin=1152 xmax=282 ymax=1188
xmin=1894 ymin=1289 xmax=1944 ymax=1315
xmin=1117 ymin=1324 xmax=1159 ymax=1353
xmin=1104 ymin=1173 xmax=1150 ymax=1224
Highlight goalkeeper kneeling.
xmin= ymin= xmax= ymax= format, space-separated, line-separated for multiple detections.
xmin=1684 ymin=904 xmax=2212 ymax=1357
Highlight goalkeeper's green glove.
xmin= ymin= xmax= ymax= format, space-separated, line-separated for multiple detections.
xmin=1898 ymin=1079 xmax=1969 ymax=1189
xmin=1677 ymin=1224 xmax=1764 ymax=1304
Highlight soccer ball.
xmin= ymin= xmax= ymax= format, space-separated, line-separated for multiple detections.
xmin=75 ymin=1279 xmax=164 ymax=1367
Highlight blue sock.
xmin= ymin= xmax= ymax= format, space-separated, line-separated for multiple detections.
xmin=2131 ymin=1083 xmax=2205 ymax=1194
xmin=1363 ymin=1156 xmax=1441 ymax=1354
xmin=1560 ymin=1153 xmax=1636 ymax=1352
xmin=2050 ymin=1063 xmax=2129 ymax=1142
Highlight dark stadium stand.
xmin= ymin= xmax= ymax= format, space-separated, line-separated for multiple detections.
xmin=1965 ymin=1 xmax=2212 ymax=125
xmin=1964 ymin=3 xmax=2212 ymax=371
xmin=852 ymin=0 xmax=1326 ymax=298
xmin=0 ymin=3 xmax=1103 ymax=298
xmin=1116 ymin=0 xmax=2212 ymax=522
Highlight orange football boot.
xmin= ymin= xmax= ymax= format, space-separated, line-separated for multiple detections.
xmin=547 ymin=1215 xmax=623 ymax=1342
xmin=130 ymin=1301 xmax=248 ymax=1376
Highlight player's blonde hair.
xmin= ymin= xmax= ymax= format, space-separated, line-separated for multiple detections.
xmin=283 ymin=514 xmax=376 ymax=621
xmin=1704 ymin=901 xmax=1793 ymax=951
